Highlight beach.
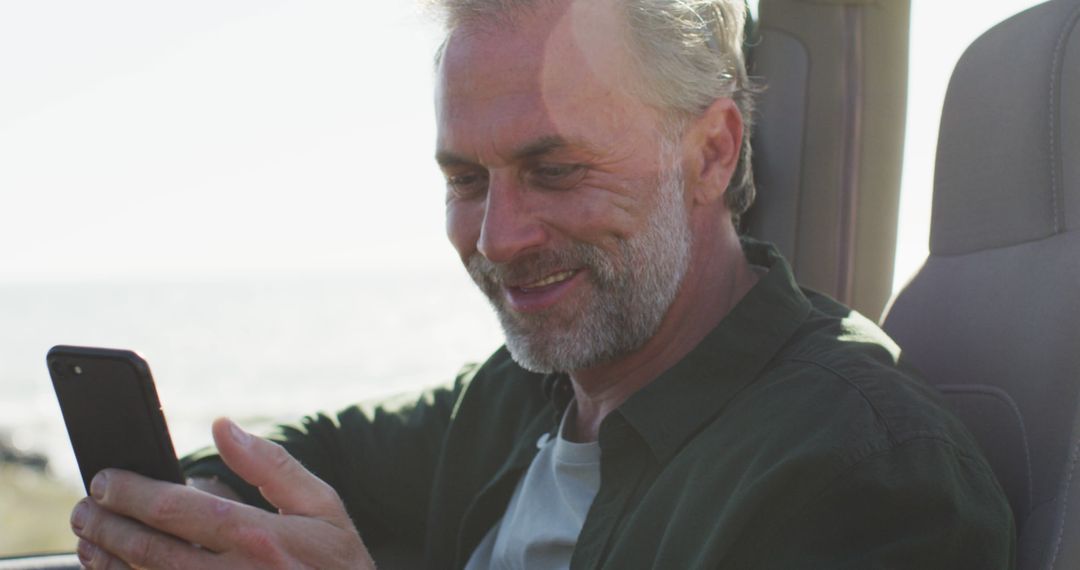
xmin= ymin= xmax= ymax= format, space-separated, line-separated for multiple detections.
xmin=0 ymin=464 xmax=80 ymax=556
xmin=0 ymin=268 xmax=503 ymax=556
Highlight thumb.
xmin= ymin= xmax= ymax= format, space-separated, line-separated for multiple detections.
xmin=211 ymin=417 xmax=353 ymax=528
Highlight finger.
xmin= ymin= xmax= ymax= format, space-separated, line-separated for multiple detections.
xmin=212 ymin=417 xmax=352 ymax=528
xmin=77 ymin=539 xmax=132 ymax=570
xmin=72 ymin=497 xmax=215 ymax=570
xmin=83 ymin=469 xmax=271 ymax=555
xmin=186 ymin=476 xmax=242 ymax=502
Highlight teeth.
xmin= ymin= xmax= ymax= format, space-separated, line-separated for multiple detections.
xmin=521 ymin=270 xmax=575 ymax=290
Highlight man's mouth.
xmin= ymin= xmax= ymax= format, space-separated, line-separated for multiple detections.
xmin=504 ymin=269 xmax=583 ymax=313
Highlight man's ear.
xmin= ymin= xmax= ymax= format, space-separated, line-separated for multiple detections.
xmin=683 ymin=98 xmax=743 ymax=206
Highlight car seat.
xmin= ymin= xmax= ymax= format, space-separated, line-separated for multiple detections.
xmin=882 ymin=0 xmax=1080 ymax=567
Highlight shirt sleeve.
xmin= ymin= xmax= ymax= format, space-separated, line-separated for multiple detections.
xmin=180 ymin=363 xmax=479 ymax=549
xmin=730 ymin=436 xmax=1017 ymax=569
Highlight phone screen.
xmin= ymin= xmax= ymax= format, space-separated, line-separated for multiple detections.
xmin=48 ymin=346 xmax=184 ymax=493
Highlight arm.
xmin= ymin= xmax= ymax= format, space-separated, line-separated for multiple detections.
xmin=181 ymin=365 xmax=477 ymax=547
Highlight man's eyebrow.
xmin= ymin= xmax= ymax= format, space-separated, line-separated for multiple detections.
xmin=513 ymin=135 xmax=607 ymax=161
xmin=512 ymin=135 xmax=572 ymax=160
xmin=434 ymin=150 xmax=473 ymax=168
xmin=435 ymin=135 xmax=599 ymax=168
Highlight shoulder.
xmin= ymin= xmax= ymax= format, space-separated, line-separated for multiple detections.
xmin=761 ymin=288 xmax=977 ymax=452
xmin=687 ymin=289 xmax=995 ymax=500
xmin=672 ymin=294 xmax=1014 ymax=561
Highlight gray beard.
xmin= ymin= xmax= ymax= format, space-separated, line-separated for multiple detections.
xmin=466 ymin=162 xmax=692 ymax=373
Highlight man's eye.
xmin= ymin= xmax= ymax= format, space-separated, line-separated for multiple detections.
xmin=527 ymin=163 xmax=585 ymax=190
xmin=445 ymin=172 xmax=487 ymax=199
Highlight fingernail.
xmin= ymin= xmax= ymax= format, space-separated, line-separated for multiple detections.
xmin=90 ymin=471 xmax=108 ymax=500
xmin=229 ymin=420 xmax=251 ymax=446
xmin=77 ymin=539 xmax=99 ymax=566
xmin=70 ymin=501 xmax=88 ymax=531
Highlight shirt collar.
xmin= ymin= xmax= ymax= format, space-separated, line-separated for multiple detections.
xmin=610 ymin=238 xmax=813 ymax=464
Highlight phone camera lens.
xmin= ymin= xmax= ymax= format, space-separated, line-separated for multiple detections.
xmin=72 ymin=365 xmax=83 ymax=375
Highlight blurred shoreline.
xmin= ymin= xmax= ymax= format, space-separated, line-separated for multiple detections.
xmin=0 ymin=437 xmax=80 ymax=556
xmin=0 ymin=432 xmax=49 ymax=475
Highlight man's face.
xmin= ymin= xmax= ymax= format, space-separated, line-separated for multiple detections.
xmin=435 ymin=0 xmax=693 ymax=373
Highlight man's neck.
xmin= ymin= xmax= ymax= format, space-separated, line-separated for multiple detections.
xmin=565 ymin=237 xmax=760 ymax=443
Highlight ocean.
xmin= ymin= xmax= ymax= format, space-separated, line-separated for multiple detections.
xmin=0 ymin=268 xmax=505 ymax=489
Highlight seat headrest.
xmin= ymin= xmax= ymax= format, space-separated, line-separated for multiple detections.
xmin=931 ymin=0 xmax=1080 ymax=256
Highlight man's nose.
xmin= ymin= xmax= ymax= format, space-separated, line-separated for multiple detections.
xmin=477 ymin=177 xmax=547 ymax=264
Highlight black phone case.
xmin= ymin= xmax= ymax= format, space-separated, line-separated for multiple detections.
xmin=47 ymin=345 xmax=184 ymax=493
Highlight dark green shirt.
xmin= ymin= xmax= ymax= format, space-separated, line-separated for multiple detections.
xmin=183 ymin=240 xmax=1016 ymax=568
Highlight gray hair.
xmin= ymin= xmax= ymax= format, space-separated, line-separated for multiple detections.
xmin=430 ymin=0 xmax=757 ymax=223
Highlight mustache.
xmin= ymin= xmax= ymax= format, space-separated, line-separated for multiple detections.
xmin=466 ymin=243 xmax=610 ymax=290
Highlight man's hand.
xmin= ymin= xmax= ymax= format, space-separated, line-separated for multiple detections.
xmin=68 ymin=418 xmax=376 ymax=569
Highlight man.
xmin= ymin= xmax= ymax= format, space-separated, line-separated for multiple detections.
xmin=68 ymin=0 xmax=1016 ymax=567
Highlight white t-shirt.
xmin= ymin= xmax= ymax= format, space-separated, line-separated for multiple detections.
xmin=464 ymin=404 xmax=601 ymax=569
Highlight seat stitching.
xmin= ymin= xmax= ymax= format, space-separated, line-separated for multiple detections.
xmin=1048 ymin=10 xmax=1080 ymax=566
xmin=1048 ymin=3 xmax=1080 ymax=236
xmin=1050 ymin=434 xmax=1080 ymax=568
xmin=1048 ymin=14 xmax=1059 ymax=234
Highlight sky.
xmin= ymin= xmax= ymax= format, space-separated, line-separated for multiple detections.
xmin=0 ymin=1 xmax=450 ymax=281
xmin=0 ymin=0 xmax=1048 ymax=289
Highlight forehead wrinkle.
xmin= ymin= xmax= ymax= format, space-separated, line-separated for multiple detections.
xmin=539 ymin=0 xmax=642 ymax=106
xmin=512 ymin=134 xmax=608 ymax=162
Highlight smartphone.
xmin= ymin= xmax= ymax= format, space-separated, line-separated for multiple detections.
xmin=47 ymin=345 xmax=184 ymax=493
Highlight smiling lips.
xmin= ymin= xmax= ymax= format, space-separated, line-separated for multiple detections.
xmin=504 ymin=269 xmax=582 ymax=313
xmin=519 ymin=270 xmax=577 ymax=291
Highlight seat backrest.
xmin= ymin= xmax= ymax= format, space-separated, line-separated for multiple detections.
xmin=747 ymin=0 xmax=910 ymax=321
xmin=882 ymin=1 xmax=1080 ymax=567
